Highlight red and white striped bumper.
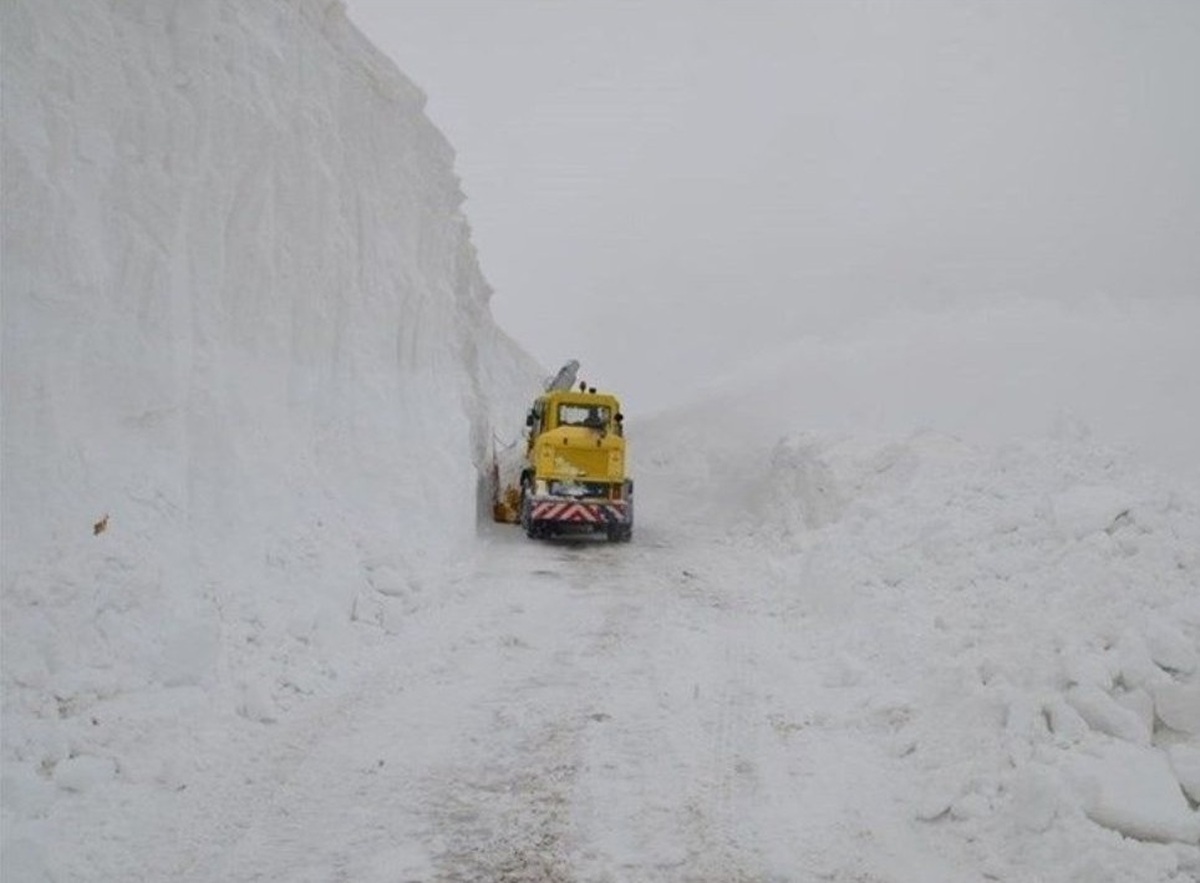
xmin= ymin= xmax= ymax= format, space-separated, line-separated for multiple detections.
xmin=530 ymin=498 xmax=630 ymax=526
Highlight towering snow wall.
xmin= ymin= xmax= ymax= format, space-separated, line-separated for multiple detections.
xmin=2 ymin=1 xmax=540 ymax=705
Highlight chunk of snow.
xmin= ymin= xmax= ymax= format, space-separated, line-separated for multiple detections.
xmin=1145 ymin=619 xmax=1198 ymax=675
xmin=1067 ymin=741 xmax=1200 ymax=844
xmin=1117 ymin=630 xmax=1166 ymax=691
xmin=1114 ymin=688 xmax=1156 ymax=736
xmin=1066 ymin=684 xmax=1151 ymax=745
xmin=1153 ymin=682 xmax=1200 ymax=735
xmin=1044 ymin=697 xmax=1090 ymax=744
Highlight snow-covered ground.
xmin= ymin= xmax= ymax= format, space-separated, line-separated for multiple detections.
xmin=3 ymin=2 xmax=1198 ymax=882
xmin=6 ymin=414 xmax=1200 ymax=881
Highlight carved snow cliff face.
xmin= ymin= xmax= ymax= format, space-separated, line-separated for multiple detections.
xmin=1 ymin=0 xmax=538 ymax=772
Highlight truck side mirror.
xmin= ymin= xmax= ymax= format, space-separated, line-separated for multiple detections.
xmin=526 ymin=412 xmax=534 ymax=427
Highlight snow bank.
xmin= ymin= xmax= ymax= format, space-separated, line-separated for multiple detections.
xmin=638 ymin=344 xmax=1200 ymax=872
xmin=2 ymin=0 xmax=539 ymax=869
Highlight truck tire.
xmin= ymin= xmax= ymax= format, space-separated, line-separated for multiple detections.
xmin=607 ymin=524 xmax=632 ymax=543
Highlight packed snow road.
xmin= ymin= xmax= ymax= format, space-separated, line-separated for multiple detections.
xmin=160 ymin=521 xmax=912 ymax=882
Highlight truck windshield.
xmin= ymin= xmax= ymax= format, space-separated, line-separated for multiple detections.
xmin=558 ymin=404 xmax=610 ymax=428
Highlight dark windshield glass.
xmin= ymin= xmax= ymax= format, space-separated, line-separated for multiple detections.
xmin=558 ymin=404 xmax=610 ymax=428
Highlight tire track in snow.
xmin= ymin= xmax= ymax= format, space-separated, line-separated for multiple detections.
xmin=684 ymin=634 xmax=763 ymax=876
xmin=426 ymin=718 xmax=581 ymax=883
xmin=553 ymin=529 xmax=798 ymax=881
xmin=419 ymin=532 xmax=628 ymax=881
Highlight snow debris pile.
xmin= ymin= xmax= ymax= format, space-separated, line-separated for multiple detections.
xmin=640 ymin=414 xmax=1200 ymax=875
xmin=2 ymin=0 xmax=537 ymax=857
xmin=794 ymin=435 xmax=1200 ymax=852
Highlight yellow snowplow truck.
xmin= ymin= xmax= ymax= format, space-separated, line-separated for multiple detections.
xmin=493 ymin=363 xmax=633 ymax=542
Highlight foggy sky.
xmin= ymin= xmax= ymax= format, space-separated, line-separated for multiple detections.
xmin=346 ymin=0 xmax=1200 ymax=413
